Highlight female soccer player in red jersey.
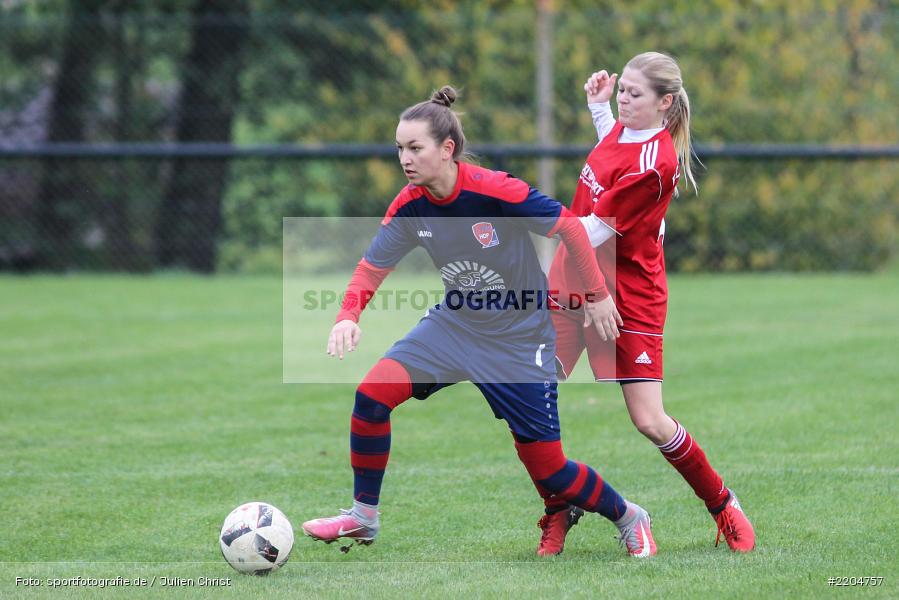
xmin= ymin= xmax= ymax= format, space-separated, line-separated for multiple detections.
xmin=547 ymin=53 xmax=755 ymax=553
xmin=302 ymin=86 xmax=656 ymax=557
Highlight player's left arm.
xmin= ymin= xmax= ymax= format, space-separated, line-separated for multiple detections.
xmin=548 ymin=206 xmax=622 ymax=340
xmin=497 ymin=183 xmax=603 ymax=289
xmin=503 ymin=183 xmax=622 ymax=340
xmin=496 ymin=183 xmax=563 ymax=236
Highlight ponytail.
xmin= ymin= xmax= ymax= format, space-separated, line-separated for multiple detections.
xmin=667 ymin=87 xmax=698 ymax=192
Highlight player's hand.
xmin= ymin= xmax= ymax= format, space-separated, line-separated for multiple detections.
xmin=583 ymin=295 xmax=623 ymax=342
xmin=327 ymin=319 xmax=362 ymax=360
xmin=584 ymin=70 xmax=618 ymax=104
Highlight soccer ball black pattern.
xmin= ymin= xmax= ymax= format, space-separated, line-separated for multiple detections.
xmin=219 ymin=502 xmax=294 ymax=575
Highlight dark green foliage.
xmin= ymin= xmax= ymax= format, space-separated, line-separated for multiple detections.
xmin=0 ymin=3 xmax=896 ymax=272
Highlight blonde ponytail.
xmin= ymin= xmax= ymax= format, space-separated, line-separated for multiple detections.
xmin=667 ymin=87 xmax=698 ymax=192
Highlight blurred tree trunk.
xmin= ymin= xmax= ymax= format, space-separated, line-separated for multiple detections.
xmin=154 ymin=0 xmax=250 ymax=272
xmin=105 ymin=3 xmax=142 ymax=271
xmin=534 ymin=0 xmax=556 ymax=273
xmin=34 ymin=0 xmax=108 ymax=270
xmin=536 ymin=0 xmax=555 ymax=198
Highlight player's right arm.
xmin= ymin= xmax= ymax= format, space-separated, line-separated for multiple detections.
xmin=327 ymin=194 xmax=418 ymax=359
xmin=584 ymin=70 xmax=618 ymax=141
xmin=327 ymin=258 xmax=392 ymax=360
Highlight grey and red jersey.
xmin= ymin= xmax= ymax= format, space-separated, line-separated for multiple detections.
xmin=363 ymin=161 xmax=564 ymax=338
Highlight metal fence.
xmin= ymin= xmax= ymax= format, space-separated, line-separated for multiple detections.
xmin=1 ymin=4 xmax=897 ymax=273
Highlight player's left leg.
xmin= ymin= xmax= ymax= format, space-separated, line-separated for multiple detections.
xmin=476 ymin=376 xmax=655 ymax=558
xmin=511 ymin=432 xmax=656 ymax=558
xmin=622 ymin=381 xmax=755 ymax=552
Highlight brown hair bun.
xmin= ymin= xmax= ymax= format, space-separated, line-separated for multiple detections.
xmin=430 ymin=86 xmax=457 ymax=107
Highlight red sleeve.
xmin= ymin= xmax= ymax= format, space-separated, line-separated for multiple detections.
xmin=335 ymin=258 xmax=393 ymax=323
xmin=593 ymin=169 xmax=664 ymax=234
xmin=549 ymin=207 xmax=608 ymax=301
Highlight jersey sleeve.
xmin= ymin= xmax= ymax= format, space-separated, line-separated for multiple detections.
xmin=588 ymin=101 xmax=615 ymax=142
xmin=579 ymin=214 xmax=618 ymax=247
xmin=363 ymin=209 xmax=417 ymax=269
xmin=549 ymin=207 xmax=608 ymax=300
xmin=499 ymin=185 xmax=564 ymax=236
xmin=592 ymin=169 xmax=665 ymax=235
xmin=335 ymin=258 xmax=392 ymax=323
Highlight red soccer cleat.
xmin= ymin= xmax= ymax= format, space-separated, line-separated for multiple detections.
xmin=714 ymin=490 xmax=755 ymax=552
xmin=536 ymin=506 xmax=584 ymax=556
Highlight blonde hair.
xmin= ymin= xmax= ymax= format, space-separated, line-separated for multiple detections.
xmin=400 ymin=85 xmax=467 ymax=160
xmin=625 ymin=52 xmax=699 ymax=192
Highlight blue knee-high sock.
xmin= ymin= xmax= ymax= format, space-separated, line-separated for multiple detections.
xmin=349 ymin=358 xmax=412 ymax=505
xmin=350 ymin=389 xmax=393 ymax=505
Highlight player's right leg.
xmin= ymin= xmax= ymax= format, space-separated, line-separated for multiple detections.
xmin=304 ymin=315 xmax=459 ymax=549
xmin=482 ymin=375 xmax=655 ymax=558
xmin=302 ymin=358 xmax=413 ymax=546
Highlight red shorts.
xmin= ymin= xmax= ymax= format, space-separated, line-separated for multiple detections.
xmin=551 ymin=308 xmax=663 ymax=382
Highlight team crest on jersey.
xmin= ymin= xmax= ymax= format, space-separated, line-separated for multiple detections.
xmin=472 ymin=222 xmax=500 ymax=248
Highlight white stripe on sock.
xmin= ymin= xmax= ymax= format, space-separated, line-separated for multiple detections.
xmin=656 ymin=422 xmax=685 ymax=452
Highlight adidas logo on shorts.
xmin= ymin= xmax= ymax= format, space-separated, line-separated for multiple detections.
xmin=634 ymin=351 xmax=652 ymax=365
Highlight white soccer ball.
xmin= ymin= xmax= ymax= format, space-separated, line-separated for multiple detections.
xmin=219 ymin=502 xmax=294 ymax=575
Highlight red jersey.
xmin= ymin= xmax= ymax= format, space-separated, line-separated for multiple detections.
xmin=549 ymin=122 xmax=680 ymax=333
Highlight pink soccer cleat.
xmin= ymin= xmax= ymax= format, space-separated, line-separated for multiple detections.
xmin=302 ymin=509 xmax=378 ymax=551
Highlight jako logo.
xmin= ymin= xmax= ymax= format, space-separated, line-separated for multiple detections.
xmin=418 ymin=230 xmax=433 ymax=238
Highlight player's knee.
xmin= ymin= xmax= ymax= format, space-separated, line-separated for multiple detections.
xmin=353 ymin=387 xmax=393 ymax=421
xmin=356 ymin=358 xmax=413 ymax=411
xmin=632 ymin=416 xmax=670 ymax=444
xmin=514 ymin=438 xmax=568 ymax=481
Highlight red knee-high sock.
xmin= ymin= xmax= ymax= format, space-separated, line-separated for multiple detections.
xmin=509 ymin=434 xmax=568 ymax=512
xmin=656 ymin=419 xmax=729 ymax=512
xmin=350 ymin=358 xmax=412 ymax=505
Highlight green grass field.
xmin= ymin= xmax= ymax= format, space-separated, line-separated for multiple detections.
xmin=2 ymin=271 xmax=897 ymax=598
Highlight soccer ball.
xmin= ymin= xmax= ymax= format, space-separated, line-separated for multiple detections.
xmin=219 ymin=502 xmax=294 ymax=575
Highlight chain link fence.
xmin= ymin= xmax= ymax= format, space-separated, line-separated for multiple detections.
xmin=1 ymin=3 xmax=897 ymax=273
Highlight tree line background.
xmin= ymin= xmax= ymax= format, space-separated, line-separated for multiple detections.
xmin=0 ymin=0 xmax=897 ymax=273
